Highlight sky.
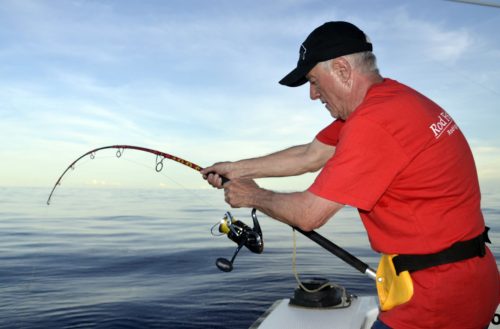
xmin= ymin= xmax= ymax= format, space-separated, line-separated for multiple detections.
xmin=0 ymin=0 xmax=499 ymax=193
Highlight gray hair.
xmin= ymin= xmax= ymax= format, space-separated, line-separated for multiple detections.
xmin=321 ymin=51 xmax=380 ymax=76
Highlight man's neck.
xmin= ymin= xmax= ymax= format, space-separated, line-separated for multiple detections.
xmin=348 ymin=73 xmax=383 ymax=114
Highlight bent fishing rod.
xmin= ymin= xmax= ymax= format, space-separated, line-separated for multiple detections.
xmin=46 ymin=145 xmax=206 ymax=205
xmin=47 ymin=145 xmax=375 ymax=278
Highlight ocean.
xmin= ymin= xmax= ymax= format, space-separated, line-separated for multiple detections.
xmin=1 ymin=187 xmax=499 ymax=328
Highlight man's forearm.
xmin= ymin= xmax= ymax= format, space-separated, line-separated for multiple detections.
xmin=231 ymin=140 xmax=335 ymax=179
xmin=227 ymin=183 xmax=343 ymax=231
xmin=232 ymin=144 xmax=311 ymax=178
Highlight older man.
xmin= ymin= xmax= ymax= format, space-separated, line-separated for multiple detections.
xmin=202 ymin=21 xmax=498 ymax=329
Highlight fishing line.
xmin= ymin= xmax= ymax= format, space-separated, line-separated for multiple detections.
xmin=125 ymin=156 xmax=227 ymax=214
xmin=102 ymin=154 xmax=224 ymax=213
xmin=117 ymin=156 xmax=191 ymax=188
xmin=60 ymin=150 xmax=190 ymax=190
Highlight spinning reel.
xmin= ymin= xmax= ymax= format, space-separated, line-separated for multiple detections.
xmin=211 ymin=208 xmax=264 ymax=272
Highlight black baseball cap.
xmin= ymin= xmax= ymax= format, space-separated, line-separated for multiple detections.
xmin=279 ymin=21 xmax=373 ymax=87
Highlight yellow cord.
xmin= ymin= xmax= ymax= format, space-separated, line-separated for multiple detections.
xmin=292 ymin=228 xmax=352 ymax=308
xmin=292 ymin=228 xmax=332 ymax=293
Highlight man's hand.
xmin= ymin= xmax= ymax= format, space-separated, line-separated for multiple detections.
xmin=201 ymin=162 xmax=233 ymax=188
xmin=223 ymin=179 xmax=261 ymax=208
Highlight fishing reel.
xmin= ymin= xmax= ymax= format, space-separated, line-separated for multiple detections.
xmin=211 ymin=208 xmax=264 ymax=272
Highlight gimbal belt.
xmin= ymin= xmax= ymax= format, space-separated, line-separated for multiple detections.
xmin=392 ymin=227 xmax=491 ymax=275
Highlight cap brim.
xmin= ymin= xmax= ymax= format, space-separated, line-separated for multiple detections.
xmin=279 ymin=62 xmax=315 ymax=87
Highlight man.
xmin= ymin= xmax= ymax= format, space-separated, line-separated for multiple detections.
xmin=201 ymin=21 xmax=498 ymax=329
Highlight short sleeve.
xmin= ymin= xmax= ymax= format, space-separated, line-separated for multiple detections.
xmin=315 ymin=120 xmax=345 ymax=146
xmin=309 ymin=118 xmax=409 ymax=211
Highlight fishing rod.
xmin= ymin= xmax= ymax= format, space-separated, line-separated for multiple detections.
xmin=46 ymin=145 xmax=209 ymax=205
xmin=294 ymin=227 xmax=376 ymax=280
xmin=47 ymin=144 xmax=375 ymax=278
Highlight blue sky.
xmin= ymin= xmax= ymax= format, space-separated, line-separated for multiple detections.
xmin=1 ymin=0 xmax=499 ymax=192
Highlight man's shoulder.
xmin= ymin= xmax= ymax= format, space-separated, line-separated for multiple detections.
xmin=352 ymin=78 xmax=443 ymax=127
xmin=345 ymin=79 xmax=455 ymax=154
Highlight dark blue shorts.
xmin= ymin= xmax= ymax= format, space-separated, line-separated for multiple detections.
xmin=371 ymin=319 xmax=391 ymax=329
xmin=371 ymin=318 xmax=490 ymax=329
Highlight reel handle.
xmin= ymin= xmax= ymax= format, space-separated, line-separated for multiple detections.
xmin=216 ymin=241 xmax=245 ymax=272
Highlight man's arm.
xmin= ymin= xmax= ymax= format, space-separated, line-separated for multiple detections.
xmin=201 ymin=138 xmax=335 ymax=187
xmin=223 ymin=178 xmax=344 ymax=231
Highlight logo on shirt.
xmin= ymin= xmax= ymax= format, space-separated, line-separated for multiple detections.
xmin=429 ymin=111 xmax=458 ymax=139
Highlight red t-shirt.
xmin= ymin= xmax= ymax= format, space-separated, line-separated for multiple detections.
xmin=309 ymin=79 xmax=499 ymax=328
xmin=316 ymin=119 xmax=345 ymax=146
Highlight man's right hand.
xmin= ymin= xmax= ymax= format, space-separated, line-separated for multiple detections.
xmin=201 ymin=162 xmax=233 ymax=188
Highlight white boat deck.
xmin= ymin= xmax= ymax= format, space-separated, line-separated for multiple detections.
xmin=251 ymin=296 xmax=500 ymax=329
xmin=250 ymin=296 xmax=379 ymax=329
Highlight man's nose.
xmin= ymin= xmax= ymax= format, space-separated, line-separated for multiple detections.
xmin=309 ymin=83 xmax=320 ymax=100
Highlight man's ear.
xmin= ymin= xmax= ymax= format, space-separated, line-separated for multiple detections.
xmin=332 ymin=57 xmax=352 ymax=85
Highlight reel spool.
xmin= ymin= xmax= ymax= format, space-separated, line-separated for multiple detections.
xmin=212 ymin=208 xmax=264 ymax=272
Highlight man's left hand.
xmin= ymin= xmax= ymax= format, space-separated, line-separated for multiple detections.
xmin=224 ymin=179 xmax=260 ymax=208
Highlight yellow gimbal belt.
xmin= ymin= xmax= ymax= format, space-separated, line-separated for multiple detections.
xmin=376 ymin=254 xmax=413 ymax=311
xmin=376 ymin=228 xmax=490 ymax=311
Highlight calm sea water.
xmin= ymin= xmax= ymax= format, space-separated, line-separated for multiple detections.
xmin=1 ymin=187 xmax=499 ymax=328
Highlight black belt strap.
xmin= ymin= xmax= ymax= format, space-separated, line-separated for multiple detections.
xmin=393 ymin=227 xmax=491 ymax=275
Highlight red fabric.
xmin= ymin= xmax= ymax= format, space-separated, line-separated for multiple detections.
xmin=308 ymin=79 xmax=499 ymax=328
xmin=316 ymin=119 xmax=345 ymax=146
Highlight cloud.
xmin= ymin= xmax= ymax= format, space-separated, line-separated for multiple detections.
xmin=369 ymin=7 xmax=474 ymax=64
